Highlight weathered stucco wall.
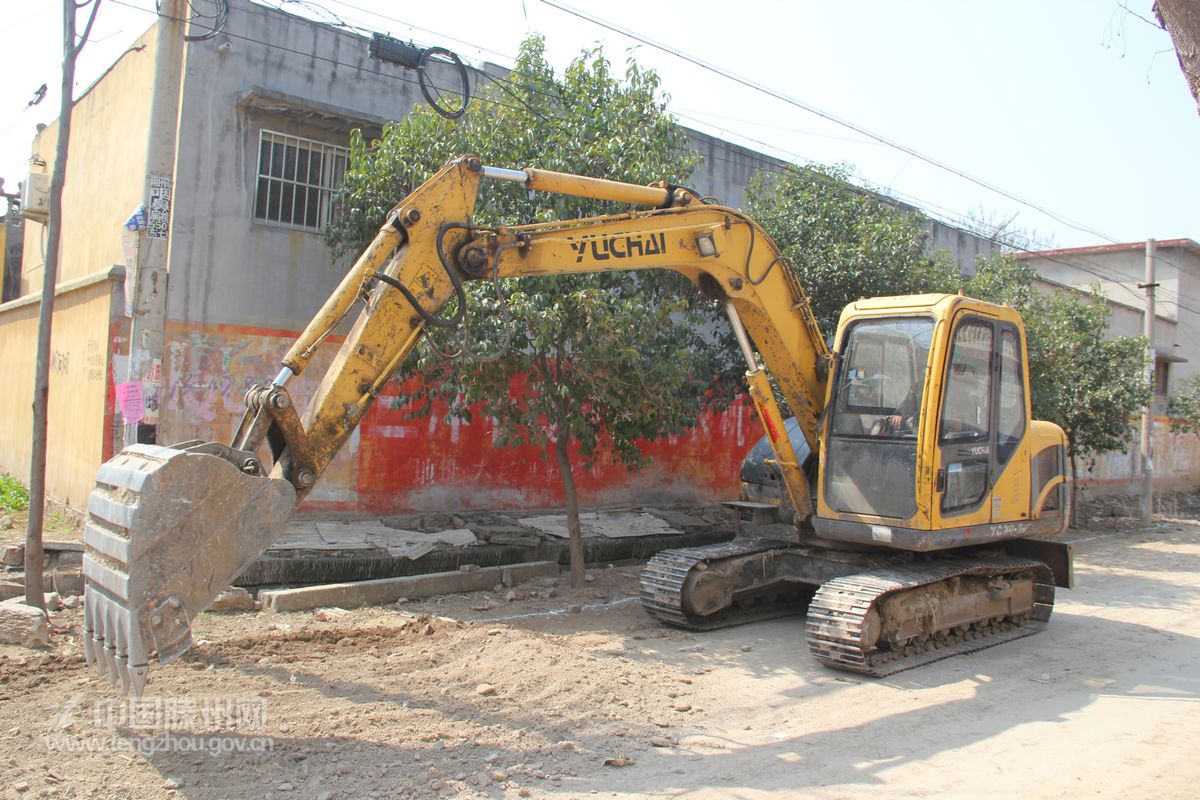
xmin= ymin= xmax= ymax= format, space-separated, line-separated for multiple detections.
xmin=166 ymin=0 xmax=1002 ymax=333
xmin=166 ymin=0 xmax=438 ymax=331
xmin=1078 ymin=419 xmax=1200 ymax=497
xmin=20 ymin=28 xmax=157 ymax=295
xmin=0 ymin=268 xmax=123 ymax=508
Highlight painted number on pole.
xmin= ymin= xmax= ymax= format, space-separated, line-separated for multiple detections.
xmin=116 ymin=381 xmax=145 ymax=425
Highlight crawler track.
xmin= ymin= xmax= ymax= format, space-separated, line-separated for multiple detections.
xmin=639 ymin=539 xmax=810 ymax=630
xmin=641 ymin=542 xmax=1057 ymax=676
xmin=806 ymin=556 xmax=1055 ymax=676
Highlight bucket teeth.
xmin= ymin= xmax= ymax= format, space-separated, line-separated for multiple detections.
xmin=82 ymin=443 xmax=296 ymax=696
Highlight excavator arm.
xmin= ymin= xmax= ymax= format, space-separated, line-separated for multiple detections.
xmin=82 ymin=155 xmax=830 ymax=695
xmin=261 ymin=156 xmax=829 ymax=501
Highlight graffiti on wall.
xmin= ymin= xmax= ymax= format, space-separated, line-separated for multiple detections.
xmin=160 ymin=321 xmax=357 ymax=505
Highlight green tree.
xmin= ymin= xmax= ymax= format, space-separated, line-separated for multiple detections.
xmin=327 ymin=36 xmax=715 ymax=586
xmin=965 ymin=256 xmax=1150 ymax=522
xmin=743 ymin=164 xmax=961 ymax=337
xmin=1167 ymin=374 xmax=1200 ymax=433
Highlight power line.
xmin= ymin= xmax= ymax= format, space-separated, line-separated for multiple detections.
xmin=110 ymin=0 xmax=1200 ymax=314
xmin=537 ymin=0 xmax=1127 ymax=248
xmin=285 ymin=0 xmax=1197 ymax=298
xmin=686 ymin=132 xmax=1200 ymax=316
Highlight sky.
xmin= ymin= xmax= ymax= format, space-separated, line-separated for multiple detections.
xmin=0 ymin=0 xmax=1196 ymax=251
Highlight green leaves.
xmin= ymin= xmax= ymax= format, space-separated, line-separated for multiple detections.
xmin=0 ymin=475 xmax=30 ymax=512
xmin=744 ymin=164 xmax=961 ymax=338
xmin=1168 ymin=375 xmax=1200 ymax=433
xmin=326 ymin=34 xmax=718 ymax=476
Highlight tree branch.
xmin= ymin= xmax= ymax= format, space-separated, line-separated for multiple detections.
xmin=72 ymin=0 xmax=102 ymax=58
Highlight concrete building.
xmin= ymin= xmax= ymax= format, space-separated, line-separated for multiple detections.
xmin=0 ymin=0 xmax=1017 ymax=513
xmin=1017 ymin=239 xmax=1200 ymax=495
xmin=1018 ymin=239 xmax=1200 ymax=396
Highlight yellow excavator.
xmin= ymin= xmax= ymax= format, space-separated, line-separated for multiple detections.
xmin=82 ymin=156 xmax=1072 ymax=696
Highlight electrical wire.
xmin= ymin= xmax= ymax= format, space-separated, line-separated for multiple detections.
xmin=670 ymin=111 xmax=1200 ymax=315
xmin=107 ymin=0 xmax=1200 ymax=313
xmin=265 ymin=0 xmax=1189 ymax=286
xmin=538 ymin=0 xmax=1125 ymax=248
xmin=258 ymin=0 xmax=1200 ymax=299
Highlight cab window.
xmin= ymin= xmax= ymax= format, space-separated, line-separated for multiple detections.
xmin=997 ymin=327 xmax=1026 ymax=463
xmin=825 ymin=316 xmax=933 ymax=520
xmin=940 ymin=321 xmax=992 ymax=443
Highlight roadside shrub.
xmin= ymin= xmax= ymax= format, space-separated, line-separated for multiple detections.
xmin=0 ymin=475 xmax=30 ymax=512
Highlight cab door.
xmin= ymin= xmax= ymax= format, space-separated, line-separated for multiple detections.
xmin=936 ymin=315 xmax=995 ymax=527
xmin=934 ymin=314 xmax=1028 ymax=528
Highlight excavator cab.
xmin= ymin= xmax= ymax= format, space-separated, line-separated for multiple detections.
xmin=814 ymin=294 xmax=1070 ymax=550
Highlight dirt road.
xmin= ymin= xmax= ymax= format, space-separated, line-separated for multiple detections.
xmin=3 ymin=517 xmax=1200 ymax=799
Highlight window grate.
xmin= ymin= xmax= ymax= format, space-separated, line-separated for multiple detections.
xmin=253 ymin=130 xmax=348 ymax=232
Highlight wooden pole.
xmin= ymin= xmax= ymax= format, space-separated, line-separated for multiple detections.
xmin=25 ymin=0 xmax=101 ymax=610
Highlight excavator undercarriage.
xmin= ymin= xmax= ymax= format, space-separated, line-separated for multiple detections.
xmin=641 ymin=535 xmax=1068 ymax=677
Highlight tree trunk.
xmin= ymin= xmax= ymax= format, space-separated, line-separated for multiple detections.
xmin=1156 ymin=0 xmax=1200 ymax=114
xmin=553 ymin=432 xmax=586 ymax=589
xmin=26 ymin=1 xmax=84 ymax=611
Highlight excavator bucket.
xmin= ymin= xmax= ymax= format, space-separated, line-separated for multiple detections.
xmin=82 ymin=443 xmax=296 ymax=696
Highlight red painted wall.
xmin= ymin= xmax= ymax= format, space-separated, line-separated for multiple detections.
xmin=160 ymin=321 xmax=756 ymax=513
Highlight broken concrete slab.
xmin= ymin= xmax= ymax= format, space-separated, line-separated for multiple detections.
xmin=425 ymin=528 xmax=478 ymax=546
xmin=644 ymin=508 xmax=712 ymax=529
xmin=238 ymin=527 xmax=734 ymax=587
xmin=0 ymin=573 xmax=54 ymax=601
xmin=314 ymin=520 xmax=391 ymax=546
xmin=472 ymin=526 xmax=542 ymax=547
xmin=2 ymin=545 xmax=24 ymax=567
xmin=269 ymin=522 xmax=481 ymax=558
xmin=518 ymin=511 xmax=681 ymax=539
xmin=390 ymin=541 xmax=437 ymax=560
xmin=366 ymin=528 xmax=478 ymax=553
xmin=359 ymin=528 xmax=433 ymax=546
xmin=0 ymin=597 xmax=50 ymax=647
xmin=43 ymin=541 xmax=84 ymax=552
xmin=52 ymin=569 xmax=83 ymax=597
xmin=208 ymin=586 xmax=256 ymax=612
xmin=259 ymin=561 xmax=558 ymax=612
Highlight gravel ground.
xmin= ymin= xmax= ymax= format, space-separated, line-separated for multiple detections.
xmin=3 ymin=510 xmax=1200 ymax=799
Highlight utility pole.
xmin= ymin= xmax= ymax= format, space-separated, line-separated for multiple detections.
xmin=1139 ymin=238 xmax=1157 ymax=527
xmin=123 ymin=0 xmax=186 ymax=446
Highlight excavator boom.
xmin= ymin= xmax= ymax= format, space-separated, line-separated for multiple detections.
xmin=82 ymin=156 xmax=829 ymax=695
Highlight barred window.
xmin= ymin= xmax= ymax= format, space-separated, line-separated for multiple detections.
xmin=253 ymin=130 xmax=348 ymax=231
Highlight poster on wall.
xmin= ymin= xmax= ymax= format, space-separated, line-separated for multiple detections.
xmin=143 ymin=358 xmax=162 ymax=425
xmin=121 ymin=204 xmax=146 ymax=316
xmin=116 ymin=380 xmax=145 ymax=425
xmin=148 ymin=176 xmax=171 ymax=240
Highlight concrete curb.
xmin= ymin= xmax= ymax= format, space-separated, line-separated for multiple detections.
xmin=258 ymin=560 xmax=559 ymax=612
xmin=237 ymin=530 xmax=734 ymax=587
